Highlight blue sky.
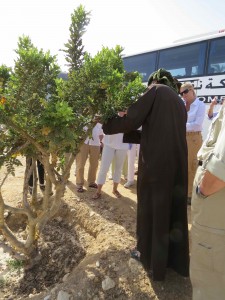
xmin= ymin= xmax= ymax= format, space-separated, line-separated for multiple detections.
xmin=1 ymin=0 xmax=225 ymax=71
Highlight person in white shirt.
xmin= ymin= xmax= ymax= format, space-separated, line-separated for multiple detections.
xmin=76 ymin=122 xmax=103 ymax=192
xmin=92 ymin=112 xmax=129 ymax=199
xmin=180 ymin=82 xmax=205 ymax=204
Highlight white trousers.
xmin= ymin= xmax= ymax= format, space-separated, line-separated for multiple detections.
xmin=127 ymin=144 xmax=140 ymax=182
xmin=97 ymin=144 xmax=127 ymax=185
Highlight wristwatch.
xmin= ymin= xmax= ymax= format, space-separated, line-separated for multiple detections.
xmin=196 ymin=185 xmax=207 ymax=199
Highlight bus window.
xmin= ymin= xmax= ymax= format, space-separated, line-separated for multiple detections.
xmin=207 ymin=37 xmax=225 ymax=74
xmin=158 ymin=42 xmax=207 ymax=77
xmin=123 ymin=52 xmax=157 ymax=82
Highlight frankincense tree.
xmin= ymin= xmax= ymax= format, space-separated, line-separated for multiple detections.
xmin=0 ymin=5 xmax=145 ymax=260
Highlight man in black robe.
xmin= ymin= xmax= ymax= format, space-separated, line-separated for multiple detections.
xmin=102 ymin=69 xmax=189 ymax=281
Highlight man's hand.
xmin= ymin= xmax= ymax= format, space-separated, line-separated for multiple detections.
xmin=211 ymin=97 xmax=218 ymax=106
xmin=118 ymin=110 xmax=127 ymax=117
xmin=199 ymin=170 xmax=225 ymax=197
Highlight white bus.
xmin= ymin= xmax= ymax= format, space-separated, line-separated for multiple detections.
xmin=122 ymin=29 xmax=225 ymax=139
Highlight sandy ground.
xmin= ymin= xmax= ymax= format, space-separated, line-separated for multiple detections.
xmin=0 ymin=156 xmax=192 ymax=299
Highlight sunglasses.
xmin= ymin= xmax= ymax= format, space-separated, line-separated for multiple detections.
xmin=180 ymin=88 xmax=190 ymax=96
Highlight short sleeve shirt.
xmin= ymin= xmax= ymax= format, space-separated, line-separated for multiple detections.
xmin=198 ymin=103 xmax=225 ymax=182
xmin=84 ymin=123 xmax=103 ymax=146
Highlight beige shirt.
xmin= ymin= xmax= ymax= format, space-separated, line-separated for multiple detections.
xmin=198 ymin=102 xmax=225 ymax=182
xmin=193 ymin=103 xmax=225 ymax=233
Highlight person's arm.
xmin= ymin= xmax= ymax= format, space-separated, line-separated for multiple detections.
xmin=207 ymin=97 xmax=217 ymax=119
xmin=198 ymin=170 xmax=225 ymax=197
xmin=103 ymin=86 xmax=155 ymax=135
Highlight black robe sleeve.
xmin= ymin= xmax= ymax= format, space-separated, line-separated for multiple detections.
xmin=102 ymin=85 xmax=157 ymax=135
xmin=122 ymin=129 xmax=141 ymax=144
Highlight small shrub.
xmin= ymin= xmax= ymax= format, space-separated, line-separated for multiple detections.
xmin=6 ymin=259 xmax=24 ymax=271
xmin=0 ymin=277 xmax=6 ymax=288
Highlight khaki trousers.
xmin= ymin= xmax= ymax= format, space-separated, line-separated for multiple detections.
xmin=191 ymin=166 xmax=225 ymax=300
xmin=186 ymin=132 xmax=202 ymax=197
xmin=76 ymin=143 xmax=100 ymax=187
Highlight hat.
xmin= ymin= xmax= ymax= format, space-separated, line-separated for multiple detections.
xmin=148 ymin=68 xmax=178 ymax=93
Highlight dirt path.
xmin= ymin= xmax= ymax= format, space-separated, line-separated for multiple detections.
xmin=0 ymin=157 xmax=192 ymax=299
